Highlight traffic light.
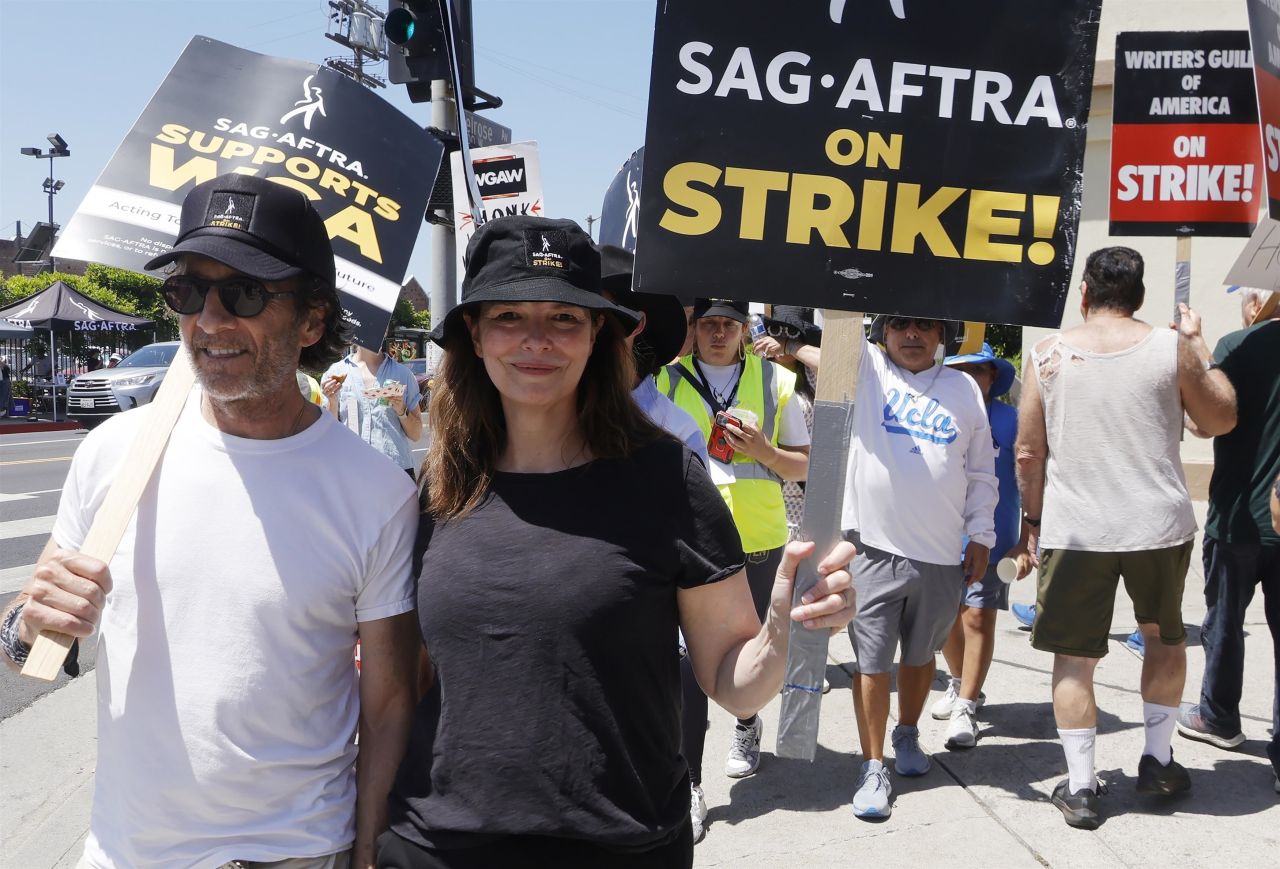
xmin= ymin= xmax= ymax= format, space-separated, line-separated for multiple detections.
xmin=385 ymin=0 xmax=475 ymax=105
xmin=386 ymin=1 xmax=448 ymax=89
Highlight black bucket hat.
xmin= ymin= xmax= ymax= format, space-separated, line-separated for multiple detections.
xmin=144 ymin=173 xmax=335 ymax=287
xmin=430 ymin=216 xmax=640 ymax=345
xmin=693 ymin=298 xmax=749 ymax=323
xmin=598 ymin=244 xmax=687 ymax=375
xmin=763 ymin=305 xmax=822 ymax=347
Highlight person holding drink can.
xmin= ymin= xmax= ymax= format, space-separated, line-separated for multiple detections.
xmin=656 ymin=299 xmax=810 ymax=815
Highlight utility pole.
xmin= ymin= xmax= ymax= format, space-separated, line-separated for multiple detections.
xmin=429 ymin=79 xmax=458 ymax=321
xmin=324 ymin=1 xmax=387 ymax=89
xmin=584 ymin=214 xmax=597 ymax=240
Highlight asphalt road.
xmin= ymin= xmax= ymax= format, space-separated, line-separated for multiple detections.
xmin=0 ymin=428 xmax=96 ymax=721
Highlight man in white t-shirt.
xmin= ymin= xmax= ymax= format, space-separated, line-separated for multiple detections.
xmin=0 ymin=174 xmax=420 ymax=869
xmin=842 ymin=315 xmax=997 ymax=820
xmin=1016 ymin=246 xmax=1236 ymax=830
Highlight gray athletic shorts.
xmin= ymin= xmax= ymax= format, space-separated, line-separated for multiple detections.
xmin=962 ymin=563 xmax=1009 ymax=610
xmin=845 ymin=532 xmax=965 ymax=674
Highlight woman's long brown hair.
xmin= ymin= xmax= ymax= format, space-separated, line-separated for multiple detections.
xmin=424 ymin=306 xmax=664 ymax=519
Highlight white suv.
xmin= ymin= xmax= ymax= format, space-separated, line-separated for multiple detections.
xmin=67 ymin=341 xmax=180 ymax=428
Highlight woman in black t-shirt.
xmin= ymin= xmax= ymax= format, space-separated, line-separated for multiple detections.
xmin=379 ymin=216 xmax=856 ymax=869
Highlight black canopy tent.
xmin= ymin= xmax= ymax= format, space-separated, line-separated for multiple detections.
xmin=0 ymin=281 xmax=155 ymax=421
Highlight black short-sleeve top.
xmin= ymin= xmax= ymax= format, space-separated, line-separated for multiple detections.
xmin=389 ymin=438 xmax=746 ymax=853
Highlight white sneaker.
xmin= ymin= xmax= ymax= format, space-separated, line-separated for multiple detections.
xmin=930 ymin=678 xmax=961 ymax=720
xmin=945 ymin=703 xmax=978 ymax=749
xmin=930 ymin=678 xmax=986 ymax=720
xmin=724 ymin=716 xmax=763 ymax=778
xmin=690 ymin=784 xmax=707 ymax=843
xmin=852 ymin=759 xmax=892 ymax=818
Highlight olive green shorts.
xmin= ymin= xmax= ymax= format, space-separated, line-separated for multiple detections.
xmin=1030 ymin=540 xmax=1193 ymax=658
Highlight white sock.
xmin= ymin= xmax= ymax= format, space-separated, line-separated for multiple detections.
xmin=1058 ymin=727 xmax=1096 ymax=794
xmin=956 ymin=698 xmax=977 ymax=716
xmin=1143 ymin=702 xmax=1178 ymax=764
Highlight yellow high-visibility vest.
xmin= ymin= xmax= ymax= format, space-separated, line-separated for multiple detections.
xmin=657 ymin=353 xmax=796 ymax=553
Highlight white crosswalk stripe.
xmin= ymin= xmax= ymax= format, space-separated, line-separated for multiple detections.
xmin=0 ymin=515 xmax=55 ymax=540
xmin=0 ymin=488 xmax=62 ymax=504
xmin=0 ymin=514 xmax=55 ymax=594
xmin=0 ymin=564 xmax=35 ymax=595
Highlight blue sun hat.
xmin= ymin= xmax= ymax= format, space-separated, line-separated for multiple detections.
xmin=943 ymin=342 xmax=1016 ymax=398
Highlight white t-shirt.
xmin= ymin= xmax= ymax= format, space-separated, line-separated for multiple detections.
xmin=695 ymin=361 xmax=811 ymax=446
xmin=633 ymin=378 xmax=709 ymax=466
xmin=56 ymin=390 xmax=418 ymax=869
xmin=841 ymin=344 xmax=997 ymax=565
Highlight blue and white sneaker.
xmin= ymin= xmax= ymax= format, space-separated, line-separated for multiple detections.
xmin=1011 ymin=603 xmax=1036 ymax=627
xmin=852 ymin=759 xmax=892 ymax=818
xmin=892 ymin=724 xmax=932 ymax=776
xmin=1125 ymin=629 xmax=1145 ymax=658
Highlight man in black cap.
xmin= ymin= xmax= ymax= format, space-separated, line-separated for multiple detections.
xmin=1 ymin=174 xmax=420 ymax=869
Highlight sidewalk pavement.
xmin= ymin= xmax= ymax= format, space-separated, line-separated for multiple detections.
xmin=2 ymin=502 xmax=1278 ymax=868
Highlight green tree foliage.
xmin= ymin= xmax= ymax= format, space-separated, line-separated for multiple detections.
xmin=84 ymin=264 xmax=176 ymax=334
xmin=391 ymin=295 xmax=431 ymax=331
xmin=984 ymin=323 xmax=1023 ymax=374
xmin=1 ymin=268 xmax=176 ymax=361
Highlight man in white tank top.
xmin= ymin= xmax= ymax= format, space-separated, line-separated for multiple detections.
xmin=1015 ymin=246 xmax=1236 ymax=830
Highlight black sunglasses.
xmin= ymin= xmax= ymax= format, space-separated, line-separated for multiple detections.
xmin=162 ymin=275 xmax=296 ymax=318
xmin=765 ymin=322 xmax=802 ymax=340
xmin=886 ymin=317 xmax=939 ymax=332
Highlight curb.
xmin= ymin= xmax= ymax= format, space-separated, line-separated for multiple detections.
xmin=0 ymin=421 xmax=84 ymax=434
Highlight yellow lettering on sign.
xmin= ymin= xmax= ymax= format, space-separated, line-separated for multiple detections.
xmin=786 ymin=173 xmax=854 ymax=247
xmin=964 ymin=190 xmax=1025 ymax=262
xmin=326 ymin=205 xmax=383 ymax=263
xmin=660 ymin=162 xmax=724 ymax=236
xmin=149 ymin=144 xmax=218 ymax=191
xmin=891 ymin=183 xmax=964 ymax=258
xmin=724 ymin=167 xmax=789 ymax=240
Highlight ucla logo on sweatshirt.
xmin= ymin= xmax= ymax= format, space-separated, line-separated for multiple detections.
xmin=882 ymin=388 xmax=959 ymax=445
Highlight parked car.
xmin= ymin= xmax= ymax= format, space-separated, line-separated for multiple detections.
xmin=66 ymin=341 xmax=180 ymax=428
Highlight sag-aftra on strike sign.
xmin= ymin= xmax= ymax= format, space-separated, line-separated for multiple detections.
xmin=633 ymin=0 xmax=1102 ymax=328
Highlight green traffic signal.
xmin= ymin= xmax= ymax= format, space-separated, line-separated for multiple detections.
xmin=385 ymin=8 xmax=417 ymax=46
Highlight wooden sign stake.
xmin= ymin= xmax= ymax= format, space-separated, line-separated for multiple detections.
xmin=1174 ymin=234 xmax=1192 ymax=318
xmin=21 ymin=348 xmax=197 ymax=681
xmin=776 ymin=309 xmax=864 ymax=760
